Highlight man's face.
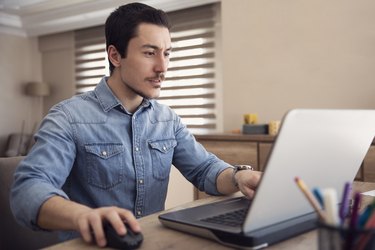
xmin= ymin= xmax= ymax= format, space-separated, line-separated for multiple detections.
xmin=119 ymin=23 xmax=171 ymax=99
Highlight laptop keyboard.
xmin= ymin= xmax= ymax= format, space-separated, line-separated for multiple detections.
xmin=200 ymin=207 xmax=247 ymax=227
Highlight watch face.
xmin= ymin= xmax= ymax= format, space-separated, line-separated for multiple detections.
xmin=235 ymin=165 xmax=253 ymax=171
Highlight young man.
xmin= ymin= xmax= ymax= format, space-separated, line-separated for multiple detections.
xmin=10 ymin=2 xmax=261 ymax=247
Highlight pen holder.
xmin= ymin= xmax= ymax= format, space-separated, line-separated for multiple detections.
xmin=318 ymin=221 xmax=375 ymax=250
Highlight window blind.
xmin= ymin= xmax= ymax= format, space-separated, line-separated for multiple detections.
xmin=74 ymin=26 xmax=107 ymax=93
xmin=74 ymin=3 xmax=220 ymax=134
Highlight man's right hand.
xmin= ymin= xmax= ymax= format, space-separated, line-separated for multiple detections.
xmin=37 ymin=196 xmax=141 ymax=247
xmin=75 ymin=206 xmax=141 ymax=247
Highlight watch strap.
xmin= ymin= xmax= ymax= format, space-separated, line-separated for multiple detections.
xmin=231 ymin=165 xmax=254 ymax=188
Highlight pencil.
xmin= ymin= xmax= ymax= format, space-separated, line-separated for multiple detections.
xmin=295 ymin=177 xmax=327 ymax=222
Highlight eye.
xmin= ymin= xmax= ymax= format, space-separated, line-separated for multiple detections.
xmin=164 ymin=51 xmax=171 ymax=57
xmin=144 ymin=51 xmax=156 ymax=57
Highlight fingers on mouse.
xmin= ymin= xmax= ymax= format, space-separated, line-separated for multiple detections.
xmin=104 ymin=222 xmax=143 ymax=249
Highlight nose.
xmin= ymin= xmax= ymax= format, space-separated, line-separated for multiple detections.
xmin=154 ymin=54 xmax=168 ymax=74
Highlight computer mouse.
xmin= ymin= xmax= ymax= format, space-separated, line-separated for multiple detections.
xmin=104 ymin=222 xmax=143 ymax=249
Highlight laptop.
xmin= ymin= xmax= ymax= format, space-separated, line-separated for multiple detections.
xmin=159 ymin=109 xmax=375 ymax=249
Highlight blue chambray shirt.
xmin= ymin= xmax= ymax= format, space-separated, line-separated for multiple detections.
xmin=10 ymin=77 xmax=230 ymax=241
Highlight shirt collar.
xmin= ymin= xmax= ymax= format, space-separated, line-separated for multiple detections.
xmin=94 ymin=77 xmax=154 ymax=112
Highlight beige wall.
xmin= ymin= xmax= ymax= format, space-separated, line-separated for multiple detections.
xmin=0 ymin=32 xmax=75 ymax=155
xmin=39 ymin=31 xmax=75 ymax=114
xmin=0 ymin=34 xmax=43 ymax=154
xmin=221 ymin=0 xmax=375 ymax=131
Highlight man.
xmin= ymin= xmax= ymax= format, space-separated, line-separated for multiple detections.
xmin=10 ymin=2 xmax=261 ymax=248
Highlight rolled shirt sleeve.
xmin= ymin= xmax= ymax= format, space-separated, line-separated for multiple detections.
xmin=10 ymin=104 xmax=76 ymax=230
xmin=171 ymin=115 xmax=231 ymax=196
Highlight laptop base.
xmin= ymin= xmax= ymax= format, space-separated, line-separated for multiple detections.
xmin=159 ymin=212 xmax=317 ymax=249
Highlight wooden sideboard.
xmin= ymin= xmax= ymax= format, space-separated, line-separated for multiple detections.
xmin=195 ymin=134 xmax=275 ymax=171
xmin=195 ymin=133 xmax=375 ymax=199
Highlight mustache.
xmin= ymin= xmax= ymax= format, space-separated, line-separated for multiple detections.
xmin=147 ymin=73 xmax=165 ymax=82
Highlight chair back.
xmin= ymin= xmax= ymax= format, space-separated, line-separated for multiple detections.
xmin=0 ymin=156 xmax=60 ymax=249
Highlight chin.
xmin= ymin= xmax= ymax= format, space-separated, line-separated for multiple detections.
xmin=147 ymin=91 xmax=161 ymax=99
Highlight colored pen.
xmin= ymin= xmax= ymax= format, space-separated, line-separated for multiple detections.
xmin=294 ymin=177 xmax=326 ymax=221
xmin=313 ymin=187 xmax=324 ymax=208
xmin=349 ymin=192 xmax=361 ymax=229
xmin=358 ymin=205 xmax=372 ymax=228
xmin=339 ymin=182 xmax=352 ymax=225
xmin=356 ymin=198 xmax=375 ymax=250
xmin=345 ymin=192 xmax=361 ymax=250
xmin=358 ymin=198 xmax=375 ymax=227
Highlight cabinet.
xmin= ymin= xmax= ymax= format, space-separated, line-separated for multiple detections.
xmin=195 ymin=134 xmax=275 ymax=171
xmin=194 ymin=134 xmax=274 ymax=199
xmin=195 ymin=133 xmax=375 ymax=199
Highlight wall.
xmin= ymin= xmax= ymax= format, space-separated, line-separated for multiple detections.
xmin=0 ymin=32 xmax=75 ymax=156
xmin=221 ymin=0 xmax=375 ymax=131
xmin=39 ymin=31 xmax=75 ymax=114
xmin=0 ymin=34 xmax=43 ymax=155
xmin=165 ymin=166 xmax=195 ymax=209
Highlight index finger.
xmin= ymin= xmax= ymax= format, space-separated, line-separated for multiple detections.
xmin=117 ymin=208 xmax=141 ymax=232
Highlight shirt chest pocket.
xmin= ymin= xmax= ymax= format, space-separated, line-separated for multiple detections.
xmin=85 ymin=143 xmax=125 ymax=189
xmin=148 ymin=139 xmax=177 ymax=180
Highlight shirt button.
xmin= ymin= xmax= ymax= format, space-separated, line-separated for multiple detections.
xmin=139 ymin=179 xmax=144 ymax=184
xmin=135 ymin=147 xmax=139 ymax=151
xmin=137 ymin=211 xmax=142 ymax=216
xmin=102 ymin=151 xmax=107 ymax=156
xmin=163 ymin=146 xmax=166 ymax=151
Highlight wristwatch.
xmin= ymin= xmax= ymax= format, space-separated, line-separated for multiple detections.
xmin=232 ymin=164 xmax=254 ymax=188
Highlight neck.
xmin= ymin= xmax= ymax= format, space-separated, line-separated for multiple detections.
xmin=107 ymin=74 xmax=143 ymax=113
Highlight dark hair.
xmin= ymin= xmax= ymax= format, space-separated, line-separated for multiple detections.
xmin=105 ymin=2 xmax=171 ymax=74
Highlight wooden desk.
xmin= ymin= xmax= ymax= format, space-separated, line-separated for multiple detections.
xmin=44 ymin=182 xmax=375 ymax=250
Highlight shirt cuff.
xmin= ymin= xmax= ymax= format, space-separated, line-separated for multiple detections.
xmin=12 ymin=181 xmax=69 ymax=231
xmin=204 ymin=162 xmax=232 ymax=196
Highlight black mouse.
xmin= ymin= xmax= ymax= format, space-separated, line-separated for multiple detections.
xmin=104 ymin=222 xmax=143 ymax=249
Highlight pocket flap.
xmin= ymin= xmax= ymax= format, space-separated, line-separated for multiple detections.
xmin=149 ymin=139 xmax=177 ymax=153
xmin=85 ymin=143 xmax=124 ymax=159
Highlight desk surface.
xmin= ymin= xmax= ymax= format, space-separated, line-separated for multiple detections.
xmin=44 ymin=182 xmax=375 ymax=250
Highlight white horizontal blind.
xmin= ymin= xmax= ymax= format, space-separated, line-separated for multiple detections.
xmin=74 ymin=3 xmax=220 ymax=134
xmin=159 ymin=4 xmax=220 ymax=134
xmin=74 ymin=26 xmax=107 ymax=93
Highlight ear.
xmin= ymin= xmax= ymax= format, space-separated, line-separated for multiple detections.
xmin=107 ymin=45 xmax=122 ymax=68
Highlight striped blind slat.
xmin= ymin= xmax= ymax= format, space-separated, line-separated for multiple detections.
xmin=170 ymin=52 xmax=215 ymax=62
xmin=171 ymin=31 xmax=215 ymax=42
xmin=158 ymin=93 xmax=215 ymax=100
xmin=169 ymin=103 xmax=215 ymax=109
xmin=162 ymin=82 xmax=215 ymax=91
xmin=74 ymin=3 xmax=220 ymax=134
xmin=168 ymin=62 xmax=214 ymax=72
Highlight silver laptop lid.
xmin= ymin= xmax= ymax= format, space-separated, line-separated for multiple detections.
xmin=244 ymin=109 xmax=375 ymax=232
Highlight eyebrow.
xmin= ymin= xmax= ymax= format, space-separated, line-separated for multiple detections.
xmin=142 ymin=44 xmax=172 ymax=51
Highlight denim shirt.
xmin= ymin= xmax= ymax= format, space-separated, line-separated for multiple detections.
xmin=10 ymin=77 xmax=230 ymax=240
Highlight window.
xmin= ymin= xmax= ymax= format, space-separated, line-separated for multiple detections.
xmin=74 ymin=3 xmax=221 ymax=134
xmin=74 ymin=26 xmax=107 ymax=93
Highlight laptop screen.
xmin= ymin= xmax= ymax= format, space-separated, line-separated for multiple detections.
xmin=243 ymin=109 xmax=375 ymax=232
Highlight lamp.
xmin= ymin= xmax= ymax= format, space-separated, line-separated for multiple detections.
xmin=23 ymin=82 xmax=50 ymax=154
xmin=25 ymin=82 xmax=50 ymax=97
